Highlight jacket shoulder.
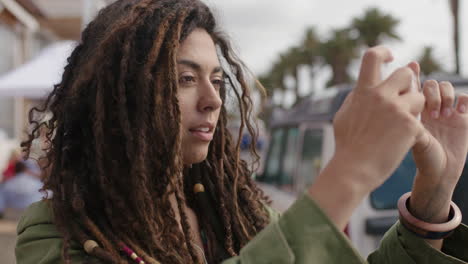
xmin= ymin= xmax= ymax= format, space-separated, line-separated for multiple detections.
xmin=16 ymin=200 xmax=94 ymax=264
xmin=264 ymin=204 xmax=281 ymax=222
xmin=17 ymin=200 xmax=55 ymax=236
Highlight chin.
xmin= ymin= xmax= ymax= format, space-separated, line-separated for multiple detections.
xmin=182 ymin=148 xmax=209 ymax=165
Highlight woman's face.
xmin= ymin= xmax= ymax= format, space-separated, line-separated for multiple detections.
xmin=177 ymin=28 xmax=223 ymax=165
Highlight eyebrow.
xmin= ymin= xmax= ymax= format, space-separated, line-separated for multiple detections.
xmin=177 ymin=59 xmax=223 ymax=74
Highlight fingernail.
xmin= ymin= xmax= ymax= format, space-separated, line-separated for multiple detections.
xmin=458 ymin=104 xmax=467 ymax=113
xmin=431 ymin=110 xmax=439 ymax=119
xmin=427 ymin=82 xmax=436 ymax=89
xmin=443 ymin=107 xmax=452 ymax=117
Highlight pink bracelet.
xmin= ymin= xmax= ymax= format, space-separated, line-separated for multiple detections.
xmin=398 ymin=192 xmax=462 ymax=240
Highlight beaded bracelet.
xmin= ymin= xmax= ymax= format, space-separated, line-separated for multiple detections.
xmin=397 ymin=192 xmax=462 ymax=240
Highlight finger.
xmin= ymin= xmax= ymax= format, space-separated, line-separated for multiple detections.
xmin=356 ymin=46 xmax=394 ymax=90
xmin=407 ymin=61 xmax=421 ymax=92
xmin=439 ymin=81 xmax=455 ymax=117
xmin=380 ymin=66 xmax=414 ymax=95
xmin=422 ymin=80 xmax=441 ymax=119
xmin=455 ymin=93 xmax=468 ymax=114
xmin=400 ymin=90 xmax=426 ymax=117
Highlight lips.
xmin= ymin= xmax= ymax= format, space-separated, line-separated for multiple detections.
xmin=189 ymin=123 xmax=215 ymax=142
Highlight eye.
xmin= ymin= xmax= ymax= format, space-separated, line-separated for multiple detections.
xmin=179 ymin=75 xmax=196 ymax=85
xmin=211 ymin=78 xmax=224 ymax=90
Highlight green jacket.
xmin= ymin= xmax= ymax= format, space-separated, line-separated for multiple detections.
xmin=16 ymin=193 xmax=468 ymax=263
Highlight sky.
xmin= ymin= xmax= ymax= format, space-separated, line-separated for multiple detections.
xmin=203 ymin=0 xmax=467 ymax=94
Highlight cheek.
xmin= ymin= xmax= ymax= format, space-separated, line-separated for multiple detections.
xmin=214 ymin=107 xmax=221 ymax=120
xmin=178 ymin=94 xmax=193 ymax=123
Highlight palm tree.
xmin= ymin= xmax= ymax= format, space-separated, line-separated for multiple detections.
xmin=259 ymin=28 xmax=322 ymax=107
xmin=449 ymin=0 xmax=460 ymax=74
xmin=283 ymin=47 xmax=308 ymax=101
xmin=258 ymin=58 xmax=288 ymax=106
xmin=301 ymin=27 xmax=322 ymax=94
xmin=256 ymin=73 xmax=276 ymax=123
xmin=320 ymin=28 xmax=359 ymax=87
xmin=302 ymin=27 xmax=321 ymax=69
xmin=352 ymin=7 xmax=400 ymax=47
xmin=418 ymin=46 xmax=443 ymax=76
xmin=279 ymin=29 xmax=322 ymax=104
xmin=257 ymin=74 xmax=275 ymax=99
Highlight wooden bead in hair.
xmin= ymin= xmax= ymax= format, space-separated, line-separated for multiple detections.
xmin=83 ymin=240 xmax=99 ymax=254
xmin=194 ymin=183 xmax=205 ymax=193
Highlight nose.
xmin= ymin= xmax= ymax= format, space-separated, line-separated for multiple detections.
xmin=197 ymin=80 xmax=222 ymax=112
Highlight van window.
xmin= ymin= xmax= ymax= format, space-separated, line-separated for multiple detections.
xmin=259 ymin=127 xmax=299 ymax=192
xmin=297 ymin=129 xmax=323 ymax=187
xmin=370 ymin=152 xmax=416 ymax=209
xmin=279 ymin=127 xmax=299 ymax=192
xmin=262 ymin=128 xmax=286 ymax=184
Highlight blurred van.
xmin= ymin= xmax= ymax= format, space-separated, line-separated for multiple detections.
xmin=255 ymin=79 xmax=468 ymax=257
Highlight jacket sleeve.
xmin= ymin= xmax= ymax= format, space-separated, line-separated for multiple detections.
xmin=222 ymin=193 xmax=468 ymax=264
xmin=368 ymin=219 xmax=468 ymax=263
xmin=222 ymin=193 xmax=366 ymax=264
xmin=16 ymin=201 xmax=101 ymax=264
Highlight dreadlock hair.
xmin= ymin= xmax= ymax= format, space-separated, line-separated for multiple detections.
xmin=22 ymin=0 xmax=271 ymax=263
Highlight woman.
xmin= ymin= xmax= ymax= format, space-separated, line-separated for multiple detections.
xmin=2 ymin=150 xmax=20 ymax=182
xmin=0 ymin=160 xmax=42 ymax=209
xmin=16 ymin=0 xmax=468 ymax=263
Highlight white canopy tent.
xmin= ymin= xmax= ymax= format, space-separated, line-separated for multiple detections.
xmin=0 ymin=40 xmax=75 ymax=98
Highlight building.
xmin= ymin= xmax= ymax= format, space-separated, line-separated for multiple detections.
xmin=0 ymin=0 xmax=108 ymax=139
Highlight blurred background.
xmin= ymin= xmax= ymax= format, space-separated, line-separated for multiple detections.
xmin=0 ymin=0 xmax=466 ymax=262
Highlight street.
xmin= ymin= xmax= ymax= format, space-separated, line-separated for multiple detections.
xmin=0 ymin=209 xmax=22 ymax=264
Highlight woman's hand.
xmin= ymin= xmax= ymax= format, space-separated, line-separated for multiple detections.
xmin=308 ymin=46 xmax=426 ymax=229
xmin=409 ymin=70 xmax=468 ymax=248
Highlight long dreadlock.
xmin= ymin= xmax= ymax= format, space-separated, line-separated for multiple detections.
xmin=22 ymin=0 xmax=270 ymax=263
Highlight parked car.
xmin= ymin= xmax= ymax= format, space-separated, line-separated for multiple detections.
xmin=255 ymin=81 xmax=468 ymax=257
